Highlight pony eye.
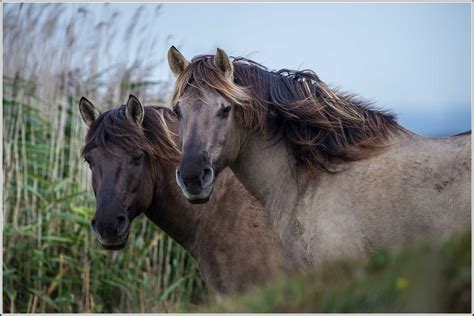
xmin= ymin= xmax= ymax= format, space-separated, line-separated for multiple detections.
xmin=131 ymin=153 xmax=144 ymax=166
xmin=217 ymin=105 xmax=231 ymax=119
xmin=84 ymin=157 xmax=94 ymax=170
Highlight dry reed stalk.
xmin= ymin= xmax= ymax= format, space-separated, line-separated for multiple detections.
xmin=3 ymin=3 xmax=206 ymax=312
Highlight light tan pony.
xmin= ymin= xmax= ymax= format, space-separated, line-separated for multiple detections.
xmin=168 ymin=47 xmax=471 ymax=268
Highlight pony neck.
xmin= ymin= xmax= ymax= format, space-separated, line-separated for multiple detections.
xmin=140 ymin=113 xmax=200 ymax=255
xmin=231 ymin=129 xmax=303 ymax=228
xmin=144 ymin=159 xmax=201 ymax=255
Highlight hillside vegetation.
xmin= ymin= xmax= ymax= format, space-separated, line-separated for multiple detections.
xmin=193 ymin=231 xmax=470 ymax=313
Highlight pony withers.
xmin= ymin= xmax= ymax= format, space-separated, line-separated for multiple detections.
xmin=79 ymin=95 xmax=289 ymax=295
xmin=168 ymin=46 xmax=471 ymax=268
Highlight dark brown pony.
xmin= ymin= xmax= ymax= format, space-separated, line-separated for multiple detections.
xmin=79 ymin=95 xmax=288 ymax=295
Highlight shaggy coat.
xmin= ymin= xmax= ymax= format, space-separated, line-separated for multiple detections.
xmin=169 ymin=48 xmax=471 ymax=268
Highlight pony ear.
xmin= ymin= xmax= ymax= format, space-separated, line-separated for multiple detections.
xmin=168 ymin=46 xmax=189 ymax=77
xmin=214 ymin=48 xmax=233 ymax=80
xmin=126 ymin=94 xmax=144 ymax=126
xmin=79 ymin=97 xmax=100 ymax=127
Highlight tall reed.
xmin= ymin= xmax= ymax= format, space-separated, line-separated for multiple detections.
xmin=3 ymin=3 xmax=207 ymax=312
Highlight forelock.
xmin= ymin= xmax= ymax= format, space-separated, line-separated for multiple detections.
xmin=171 ymin=55 xmax=251 ymax=107
xmin=81 ymin=105 xmax=179 ymax=164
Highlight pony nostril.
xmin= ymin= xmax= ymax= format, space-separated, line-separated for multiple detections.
xmin=200 ymin=168 xmax=214 ymax=188
xmin=117 ymin=215 xmax=126 ymax=224
xmin=116 ymin=215 xmax=128 ymax=235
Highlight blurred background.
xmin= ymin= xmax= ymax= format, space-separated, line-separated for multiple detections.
xmin=156 ymin=3 xmax=471 ymax=137
xmin=2 ymin=2 xmax=471 ymax=313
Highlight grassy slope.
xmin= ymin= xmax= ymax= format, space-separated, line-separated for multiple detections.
xmin=192 ymin=231 xmax=471 ymax=313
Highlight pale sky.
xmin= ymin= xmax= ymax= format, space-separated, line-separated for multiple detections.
xmin=76 ymin=3 xmax=474 ymax=135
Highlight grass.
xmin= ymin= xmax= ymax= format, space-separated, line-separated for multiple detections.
xmin=194 ymin=231 xmax=471 ymax=313
xmin=2 ymin=76 xmax=209 ymax=313
xmin=3 ymin=3 xmax=208 ymax=312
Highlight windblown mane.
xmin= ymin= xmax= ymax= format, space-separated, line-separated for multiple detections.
xmin=82 ymin=105 xmax=179 ymax=164
xmin=172 ymin=55 xmax=405 ymax=172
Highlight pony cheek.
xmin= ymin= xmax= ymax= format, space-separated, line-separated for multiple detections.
xmin=129 ymin=180 xmax=153 ymax=216
xmin=221 ymin=137 xmax=240 ymax=167
xmin=125 ymin=193 xmax=142 ymax=220
xmin=208 ymin=144 xmax=226 ymax=174
xmin=215 ymin=127 xmax=239 ymax=163
xmin=91 ymin=177 xmax=100 ymax=197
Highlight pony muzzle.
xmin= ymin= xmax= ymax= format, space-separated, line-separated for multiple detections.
xmin=90 ymin=215 xmax=131 ymax=250
xmin=176 ymin=167 xmax=215 ymax=204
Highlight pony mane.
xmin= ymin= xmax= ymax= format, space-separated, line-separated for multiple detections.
xmin=82 ymin=105 xmax=179 ymax=164
xmin=172 ymin=54 xmax=405 ymax=172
